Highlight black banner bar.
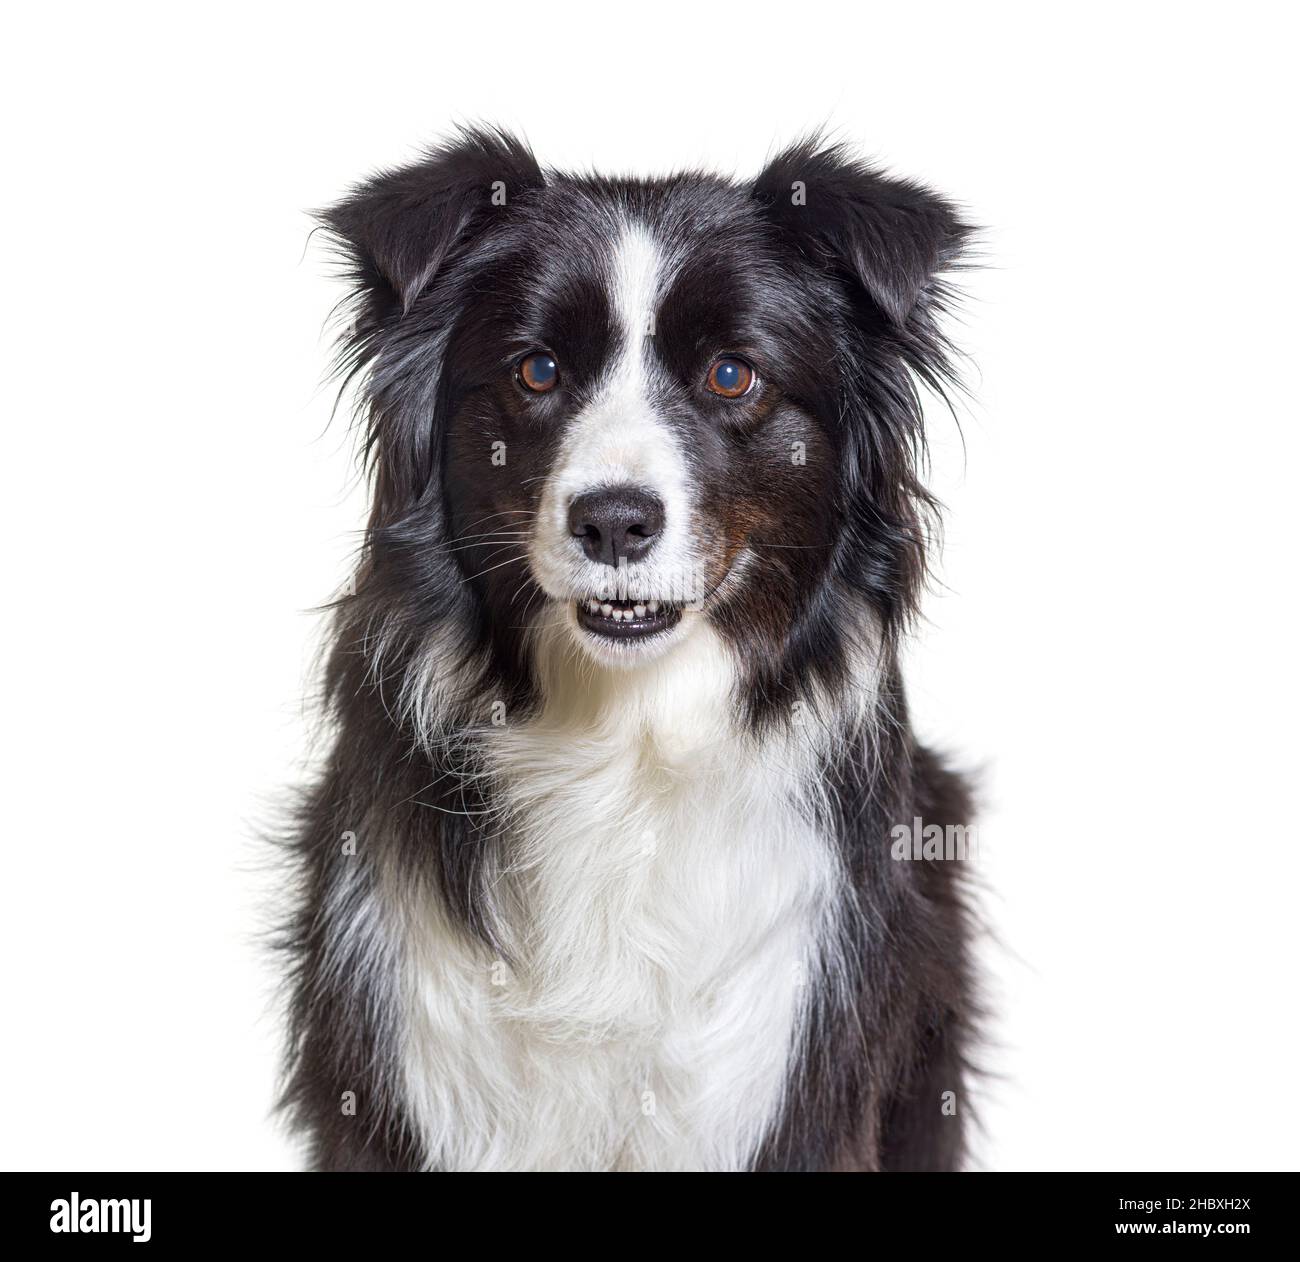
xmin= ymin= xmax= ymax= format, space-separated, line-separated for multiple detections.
xmin=2 ymin=1171 xmax=1286 ymax=1247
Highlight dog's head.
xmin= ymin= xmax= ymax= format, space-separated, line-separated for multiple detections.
xmin=323 ymin=128 xmax=968 ymax=723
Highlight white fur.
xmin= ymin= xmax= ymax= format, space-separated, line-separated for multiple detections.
xmin=387 ymin=621 xmax=848 ymax=1171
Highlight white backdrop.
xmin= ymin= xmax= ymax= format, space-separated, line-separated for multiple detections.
xmin=2 ymin=0 xmax=1296 ymax=1171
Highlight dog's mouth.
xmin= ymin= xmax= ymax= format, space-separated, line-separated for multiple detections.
xmin=575 ymin=597 xmax=683 ymax=640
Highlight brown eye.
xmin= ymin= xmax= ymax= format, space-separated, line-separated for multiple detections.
xmin=518 ymin=352 xmax=559 ymax=393
xmin=706 ymin=356 xmax=754 ymax=398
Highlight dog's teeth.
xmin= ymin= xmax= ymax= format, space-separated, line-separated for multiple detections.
xmin=601 ymin=604 xmax=613 ymax=617
xmin=588 ymin=600 xmax=600 ymax=613
xmin=634 ymin=604 xmax=646 ymax=618
xmin=647 ymin=600 xmax=659 ymax=613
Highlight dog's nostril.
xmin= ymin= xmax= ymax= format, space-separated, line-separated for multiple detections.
xmin=568 ymin=486 xmax=665 ymax=568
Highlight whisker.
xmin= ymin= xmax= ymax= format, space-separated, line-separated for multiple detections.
xmin=458 ymin=508 xmax=537 ymax=532
xmin=746 ymin=541 xmax=833 ymax=551
xmin=459 ymin=554 xmax=530 ymax=584
xmin=442 ymin=535 xmax=531 ymax=556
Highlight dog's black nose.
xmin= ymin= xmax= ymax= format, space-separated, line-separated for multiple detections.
xmin=568 ymin=486 xmax=664 ymax=567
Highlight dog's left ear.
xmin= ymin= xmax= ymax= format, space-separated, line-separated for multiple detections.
xmin=752 ymin=138 xmax=970 ymax=327
xmin=320 ymin=125 xmax=544 ymax=326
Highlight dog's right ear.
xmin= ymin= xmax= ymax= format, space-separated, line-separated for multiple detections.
xmin=319 ymin=126 xmax=543 ymax=327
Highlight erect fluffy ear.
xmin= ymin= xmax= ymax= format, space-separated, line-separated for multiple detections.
xmin=319 ymin=125 xmax=544 ymax=322
xmin=752 ymin=136 xmax=970 ymax=326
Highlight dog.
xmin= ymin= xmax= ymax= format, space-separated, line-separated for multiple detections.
xmin=279 ymin=127 xmax=979 ymax=1171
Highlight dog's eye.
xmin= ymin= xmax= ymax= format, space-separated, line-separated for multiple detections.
xmin=705 ymin=356 xmax=755 ymax=398
xmin=518 ymin=352 xmax=559 ymax=393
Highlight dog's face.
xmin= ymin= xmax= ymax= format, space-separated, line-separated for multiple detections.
xmin=441 ymin=183 xmax=845 ymax=672
xmin=325 ymin=130 xmax=967 ymax=712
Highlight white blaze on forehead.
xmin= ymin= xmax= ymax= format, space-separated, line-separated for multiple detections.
xmin=611 ymin=221 xmax=664 ymax=346
xmin=529 ymin=218 xmax=699 ymax=605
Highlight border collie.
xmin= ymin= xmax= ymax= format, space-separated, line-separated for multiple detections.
xmin=279 ymin=127 xmax=978 ymax=1172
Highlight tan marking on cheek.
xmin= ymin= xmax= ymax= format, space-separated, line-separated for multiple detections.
xmin=719 ymin=534 xmax=750 ymax=573
xmin=694 ymin=501 xmax=766 ymax=591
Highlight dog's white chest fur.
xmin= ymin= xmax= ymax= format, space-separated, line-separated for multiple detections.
xmin=391 ymin=626 xmax=841 ymax=1171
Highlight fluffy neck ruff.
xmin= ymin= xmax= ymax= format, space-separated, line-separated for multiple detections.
xmin=387 ymin=617 xmax=864 ymax=1170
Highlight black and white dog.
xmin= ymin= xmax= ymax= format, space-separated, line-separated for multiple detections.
xmin=280 ymin=128 xmax=978 ymax=1172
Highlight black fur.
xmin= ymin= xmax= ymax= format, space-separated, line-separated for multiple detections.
xmin=279 ymin=126 xmax=979 ymax=1172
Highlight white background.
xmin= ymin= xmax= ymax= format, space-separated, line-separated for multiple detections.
xmin=2 ymin=1 xmax=1296 ymax=1172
